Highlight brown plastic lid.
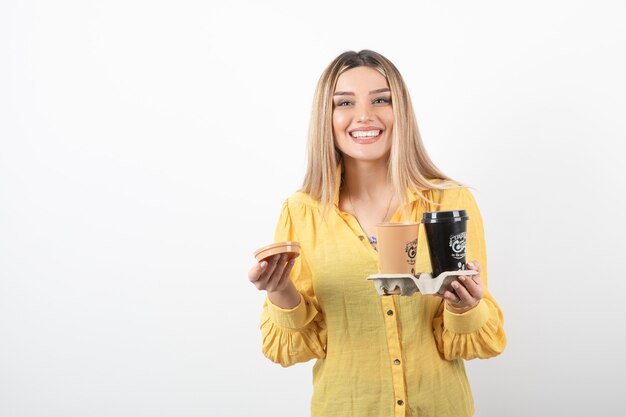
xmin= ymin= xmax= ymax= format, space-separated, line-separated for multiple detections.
xmin=254 ymin=241 xmax=301 ymax=262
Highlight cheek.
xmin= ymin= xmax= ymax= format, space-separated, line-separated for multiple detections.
xmin=333 ymin=111 xmax=349 ymax=134
xmin=382 ymin=108 xmax=394 ymax=128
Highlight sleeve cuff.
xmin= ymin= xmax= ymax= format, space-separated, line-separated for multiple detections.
xmin=444 ymin=299 xmax=490 ymax=334
xmin=266 ymin=293 xmax=311 ymax=330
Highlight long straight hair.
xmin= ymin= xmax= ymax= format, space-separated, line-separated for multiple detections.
xmin=301 ymin=50 xmax=456 ymax=215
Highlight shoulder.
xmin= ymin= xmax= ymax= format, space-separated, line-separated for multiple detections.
xmin=422 ymin=179 xmax=467 ymax=197
xmin=284 ymin=191 xmax=321 ymax=209
xmin=274 ymin=192 xmax=322 ymax=239
xmin=423 ymin=181 xmax=478 ymax=210
xmin=276 ymin=191 xmax=322 ymax=222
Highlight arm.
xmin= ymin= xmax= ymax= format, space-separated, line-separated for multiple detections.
xmin=252 ymin=200 xmax=327 ymax=367
xmin=432 ymin=188 xmax=507 ymax=360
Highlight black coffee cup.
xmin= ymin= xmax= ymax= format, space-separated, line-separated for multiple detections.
xmin=422 ymin=210 xmax=469 ymax=278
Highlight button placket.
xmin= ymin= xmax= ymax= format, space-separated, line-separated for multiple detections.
xmin=339 ymin=210 xmax=380 ymax=260
xmin=381 ymin=296 xmax=407 ymax=417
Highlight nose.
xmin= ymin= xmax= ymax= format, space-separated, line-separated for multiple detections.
xmin=356 ymin=102 xmax=373 ymax=122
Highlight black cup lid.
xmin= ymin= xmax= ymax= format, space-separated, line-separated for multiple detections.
xmin=422 ymin=210 xmax=469 ymax=223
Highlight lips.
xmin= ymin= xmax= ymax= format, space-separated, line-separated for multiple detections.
xmin=350 ymin=129 xmax=381 ymax=138
xmin=348 ymin=128 xmax=383 ymax=144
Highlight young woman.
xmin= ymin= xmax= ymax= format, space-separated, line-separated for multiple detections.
xmin=248 ymin=50 xmax=506 ymax=417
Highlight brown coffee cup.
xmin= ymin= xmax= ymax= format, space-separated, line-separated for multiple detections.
xmin=376 ymin=222 xmax=420 ymax=275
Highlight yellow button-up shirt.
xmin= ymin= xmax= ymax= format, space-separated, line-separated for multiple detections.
xmin=260 ymin=181 xmax=506 ymax=417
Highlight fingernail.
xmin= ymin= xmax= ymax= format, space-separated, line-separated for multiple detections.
xmin=260 ymin=261 xmax=268 ymax=269
xmin=458 ymin=276 xmax=465 ymax=282
xmin=468 ymin=262 xmax=475 ymax=267
xmin=288 ymin=259 xmax=295 ymax=266
xmin=452 ymin=282 xmax=459 ymax=289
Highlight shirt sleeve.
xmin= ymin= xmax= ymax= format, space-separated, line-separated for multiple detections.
xmin=432 ymin=187 xmax=507 ymax=360
xmin=260 ymin=199 xmax=327 ymax=367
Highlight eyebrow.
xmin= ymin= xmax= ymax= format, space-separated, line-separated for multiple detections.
xmin=333 ymin=88 xmax=391 ymax=96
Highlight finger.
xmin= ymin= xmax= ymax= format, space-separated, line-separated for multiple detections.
xmin=467 ymin=260 xmax=481 ymax=273
xmin=248 ymin=261 xmax=268 ymax=282
xmin=443 ymin=290 xmax=462 ymax=304
xmin=266 ymin=254 xmax=289 ymax=292
xmin=470 ymin=273 xmax=482 ymax=286
xmin=466 ymin=261 xmax=482 ymax=285
xmin=272 ymin=254 xmax=289 ymax=278
xmin=252 ymin=266 xmax=272 ymax=289
xmin=280 ymin=258 xmax=295 ymax=282
xmin=457 ymin=275 xmax=483 ymax=299
xmin=257 ymin=254 xmax=281 ymax=282
xmin=451 ymin=280 xmax=474 ymax=304
xmin=275 ymin=258 xmax=296 ymax=291
xmin=465 ymin=267 xmax=483 ymax=288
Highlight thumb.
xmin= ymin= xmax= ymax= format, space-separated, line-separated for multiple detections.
xmin=249 ymin=260 xmax=268 ymax=282
xmin=467 ymin=260 xmax=480 ymax=271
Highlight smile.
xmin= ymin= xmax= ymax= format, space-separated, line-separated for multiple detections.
xmin=348 ymin=129 xmax=383 ymax=145
xmin=350 ymin=130 xmax=381 ymax=138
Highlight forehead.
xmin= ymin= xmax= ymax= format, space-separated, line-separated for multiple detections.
xmin=334 ymin=66 xmax=389 ymax=92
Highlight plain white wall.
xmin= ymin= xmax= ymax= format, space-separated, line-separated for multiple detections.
xmin=1 ymin=1 xmax=625 ymax=416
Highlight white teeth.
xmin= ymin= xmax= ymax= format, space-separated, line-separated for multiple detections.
xmin=350 ymin=130 xmax=381 ymax=138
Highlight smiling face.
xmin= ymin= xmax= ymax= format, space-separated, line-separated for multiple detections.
xmin=332 ymin=66 xmax=394 ymax=163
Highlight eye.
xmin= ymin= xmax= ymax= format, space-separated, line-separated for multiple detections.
xmin=335 ymin=100 xmax=353 ymax=107
xmin=373 ymin=97 xmax=391 ymax=105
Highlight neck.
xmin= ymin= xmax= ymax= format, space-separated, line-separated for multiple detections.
xmin=342 ymin=157 xmax=391 ymax=201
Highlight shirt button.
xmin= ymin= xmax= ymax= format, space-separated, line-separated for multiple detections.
xmin=358 ymin=235 xmax=365 ymax=241
xmin=386 ymin=309 xmax=394 ymax=316
xmin=394 ymin=359 xmax=401 ymax=365
xmin=397 ymin=400 xmax=404 ymax=406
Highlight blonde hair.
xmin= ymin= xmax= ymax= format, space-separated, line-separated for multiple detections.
xmin=301 ymin=50 xmax=456 ymax=215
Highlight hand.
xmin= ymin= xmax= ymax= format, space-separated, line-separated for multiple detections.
xmin=442 ymin=260 xmax=484 ymax=313
xmin=248 ymin=254 xmax=300 ymax=309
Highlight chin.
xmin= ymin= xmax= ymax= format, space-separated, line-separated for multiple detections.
xmin=337 ymin=136 xmax=390 ymax=158
xmin=343 ymin=150 xmax=391 ymax=163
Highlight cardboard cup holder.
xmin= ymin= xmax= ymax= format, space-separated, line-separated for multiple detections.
xmin=367 ymin=269 xmax=478 ymax=296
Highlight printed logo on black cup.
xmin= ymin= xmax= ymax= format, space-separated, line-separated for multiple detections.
xmin=449 ymin=232 xmax=467 ymax=260
xmin=405 ymin=239 xmax=417 ymax=265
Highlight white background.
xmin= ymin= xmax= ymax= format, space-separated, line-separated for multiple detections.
xmin=1 ymin=1 xmax=625 ymax=416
